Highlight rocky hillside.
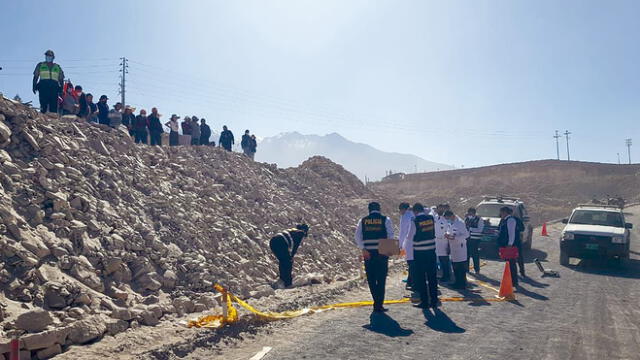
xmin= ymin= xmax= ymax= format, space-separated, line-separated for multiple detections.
xmin=372 ymin=160 xmax=640 ymax=225
xmin=0 ymin=97 xmax=384 ymax=358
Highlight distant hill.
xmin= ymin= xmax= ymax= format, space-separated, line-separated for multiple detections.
xmin=256 ymin=132 xmax=453 ymax=180
xmin=371 ymin=159 xmax=640 ymax=225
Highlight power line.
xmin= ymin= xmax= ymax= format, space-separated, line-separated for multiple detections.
xmin=564 ymin=130 xmax=571 ymax=161
xmin=119 ymin=57 xmax=128 ymax=106
xmin=553 ymin=130 xmax=561 ymax=160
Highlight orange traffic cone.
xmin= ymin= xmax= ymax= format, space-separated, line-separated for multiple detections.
xmin=541 ymin=222 xmax=549 ymax=237
xmin=497 ymin=261 xmax=516 ymax=300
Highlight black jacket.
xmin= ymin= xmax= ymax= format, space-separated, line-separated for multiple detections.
xmin=200 ymin=124 xmax=211 ymax=141
xmin=148 ymin=115 xmax=163 ymax=133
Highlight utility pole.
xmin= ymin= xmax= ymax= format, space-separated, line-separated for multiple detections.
xmin=553 ymin=130 xmax=561 ymax=160
xmin=119 ymin=57 xmax=128 ymax=106
xmin=617 ymin=153 xmax=621 ymax=165
xmin=564 ymin=130 xmax=571 ymax=161
xmin=626 ymin=138 xmax=632 ymax=164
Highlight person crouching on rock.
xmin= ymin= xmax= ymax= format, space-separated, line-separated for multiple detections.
xmin=269 ymin=224 xmax=310 ymax=289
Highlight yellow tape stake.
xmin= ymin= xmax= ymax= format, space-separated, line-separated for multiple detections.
xmin=187 ymin=283 xmax=507 ymax=329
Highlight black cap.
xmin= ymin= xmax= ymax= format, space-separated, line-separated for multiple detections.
xmin=99 ymin=95 xmax=108 ymax=100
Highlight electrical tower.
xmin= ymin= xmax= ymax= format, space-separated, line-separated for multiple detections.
xmin=626 ymin=138 xmax=632 ymax=164
xmin=564 ymin=130 xmax=571 ymax=161
xmin=119 ymin=57 xmax=129 ymax=106
xmin=553 ymin=130 xmax=561 ymax=160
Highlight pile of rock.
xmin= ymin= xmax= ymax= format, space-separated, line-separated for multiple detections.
xmin=0 ymin=97 xmax=380 ymax=358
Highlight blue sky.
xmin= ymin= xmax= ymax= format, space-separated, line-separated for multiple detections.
xmin=0 ymin=0 xmax=638 ymax=169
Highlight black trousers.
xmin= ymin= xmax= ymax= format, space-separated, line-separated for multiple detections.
xmin=270 ymin=236 xmax=293 ymax=286
xmin=438 ymin=255 xmax=451 ymax=281
xmin=169 ymin=131 xmax=179 ymax=146
xmin=150 ymin=132 xmax=162 ymax=146
xmin=452 ymin=261 xmax=468 ymax=288
xmin=38 ymin=81 xmax=59 ymax=113
xmin=467 ymin=238 xmax=480 ymax=273
xmin=364 ymin=250 xmax=389 ymax=310
xmin=508 ymin=258 xmax=519 ymax=287
xmin=517 ymin=242 xmax=525 ymax=275
xmin=135 ymin=130 xmax=148 ymax=144
xmin=414 ymin=250 xmax=438 ymax=305
xmin=406 ymin=260 xmax=414 ymax=288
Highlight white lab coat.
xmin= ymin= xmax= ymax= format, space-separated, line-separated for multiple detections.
xmin=434 ymin=214 xmax=449 ymax=256
xmin=399 ymin=211 xmax=415 ymax=260
xmin=446 ymin=219 xmax=470 ymax=263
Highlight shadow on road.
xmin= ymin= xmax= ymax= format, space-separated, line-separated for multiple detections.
xmin=567 ymin=258 xmax=640 ymax=279
xmin=520 ymin=276 xmax=550 ymax=288
xmin=515 ymin=284 xmax=549 ymax=301
xmin=423 ymin=309 xmax=465 ymax=333
xmin=363 ymin=313 xmax=414 ymax=337
xmin=524 ymin=249 xmax=548 ymax=262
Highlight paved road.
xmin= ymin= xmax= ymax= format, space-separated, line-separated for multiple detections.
xmin=202 ymin=207 xmax=640 ymax=360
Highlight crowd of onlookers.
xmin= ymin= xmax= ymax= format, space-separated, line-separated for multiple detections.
xmin=56 ymin=81 xmax=258 ymax=158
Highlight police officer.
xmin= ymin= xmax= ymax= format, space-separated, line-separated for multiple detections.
xmin=355 ymin=202 xmax=394 ymax=313
xmin=434 ymin=204 xmax=452 ymax=283
xmin=465 ymin=207 xmax=485 ymax=274
xmin=269 ymin=224 xmax=310 ymax=289
xmin=497 ymin=207 xmax=520 ymax=287
xmin=406 ymin=203 xmax=439 ymax=309
xmin=33 ymin=50 xmax=64 ymax=114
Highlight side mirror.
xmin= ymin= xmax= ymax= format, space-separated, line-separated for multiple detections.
xmin=625 ymin=223 xmax=633 ymax=229
xmin=561 ymin=219 xmax=568 ymax=224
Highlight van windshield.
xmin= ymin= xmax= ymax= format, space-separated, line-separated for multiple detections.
xmin=477 ymin=204 xmax=514 ymax=218
xmin=569 ymin=210 xmax=624 ymax=227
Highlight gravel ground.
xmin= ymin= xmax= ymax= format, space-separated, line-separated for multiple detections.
xmin=58 ymin=207 xmax=640 ymax=360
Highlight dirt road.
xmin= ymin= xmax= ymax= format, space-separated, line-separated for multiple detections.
xmin=59 ymin=208 xmax=640 ymax=360
xmin=171 ymin=207 xmax=640 ymax=360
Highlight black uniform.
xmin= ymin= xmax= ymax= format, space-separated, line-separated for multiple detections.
xmin=269 ymin=229 xmax=305 ymax=287
xmin=360 ymin=212 xmax=390 ymax=311
xmin=465 ymin=215 xmax=482 ymax=273
xmin=412 ymin=213 xmax=439 ymax=306
xmin=497 ymin=215 xmax=521 ymax=287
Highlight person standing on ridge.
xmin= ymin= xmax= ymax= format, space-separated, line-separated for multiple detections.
xmin=219 ymin=125 xmax=234 ymax=151
xmin=148 ymin=107 xmax=164 ymax=146
xmin=249 ymin=134 xmax=258 ymax=159
xmin=200 ymin=118 xmax=211 ymax=146
xmin=33 ymin=50 xmax=64 ymax=114
xmin=354 ymin=202 xmax=394 ymax=313
xmin=97 ymin=95 xmax=110 ymax=126
xmin=241 ymin=130 xmax=252 ymax=157
xmin=269 ymin=224 xmax=310 ymax=289
xmin=181 ymin=116 xmax=192 ymax=145
xmin=122 ymin=106 xmax=137 ymax=136
xmin=165 ymin=114 xmax=180 ymax=146
xmin=190 ymin=116 xmax=201 ymax=145
xmin=134 ymin=109 xmax=149 ymax=144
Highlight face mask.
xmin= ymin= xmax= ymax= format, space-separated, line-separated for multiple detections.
xmin=76 ymin=91 xmax=82 ymax=96
xmin=46 ymin=56 xmax=54 ymax=62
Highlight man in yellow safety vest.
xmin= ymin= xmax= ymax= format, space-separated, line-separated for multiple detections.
xmin=32 ymin=50 xmax=65 ymax=114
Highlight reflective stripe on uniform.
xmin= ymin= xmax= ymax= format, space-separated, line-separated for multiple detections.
xmin=414 ymin=238 xmax=436 ymax=251
xmin=362 ymin=239 xmax=380 ymax=250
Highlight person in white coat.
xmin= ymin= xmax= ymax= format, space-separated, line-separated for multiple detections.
xmin=444 ymin=210 xmax=470 ymax=289
xmin=398 ymin=203 xmax=415 ymax=290
xmin=434 ymin=204 xmax=452 ymax=282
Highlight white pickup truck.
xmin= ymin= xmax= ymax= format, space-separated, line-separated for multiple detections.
xmin=559 ymin=205 xmax=633 ymax=266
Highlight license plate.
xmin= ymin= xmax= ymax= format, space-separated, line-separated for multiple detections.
xmin=585 ymin=243 xmax=599 ymax=250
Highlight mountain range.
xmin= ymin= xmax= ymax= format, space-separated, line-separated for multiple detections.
xmin=255 ymin=132 xmax=453 ymax=181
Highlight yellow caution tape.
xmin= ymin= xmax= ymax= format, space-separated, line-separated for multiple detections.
xmin=187 ymin=282 xmax=508 ymax=329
